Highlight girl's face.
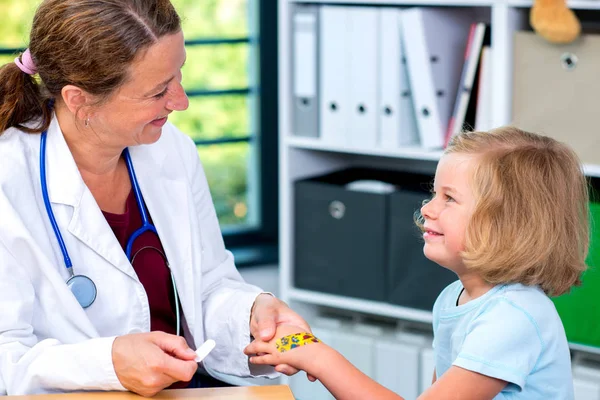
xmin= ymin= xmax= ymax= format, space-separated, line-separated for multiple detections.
xmin=420 ymin=153 xmax=478 ymax=272
xmin=88 ymin=30 xmax=189 ymax=149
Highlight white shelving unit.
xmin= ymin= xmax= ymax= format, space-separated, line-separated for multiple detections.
xmin=290 ymin=287 xmax=435 ymax=323
xmin=288 ymin=136 xmax=444 ymax=161
xmin=508 ymin=0 xmax=600 ymax=9
xmin=277 ymin=0 xmax=600 ymax=397
xmin=279 ymin=0 xmax=501 ymax=329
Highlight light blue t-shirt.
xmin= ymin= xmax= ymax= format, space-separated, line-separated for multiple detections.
xmin=432 ymin=280 xmax=573 ymax=399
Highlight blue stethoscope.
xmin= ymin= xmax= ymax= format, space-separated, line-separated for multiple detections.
xmin=40 ymin=130 xmax=180 ymax=334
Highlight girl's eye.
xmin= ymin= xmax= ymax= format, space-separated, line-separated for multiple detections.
xmin=445 ymin=195 xmax=455 ymax=202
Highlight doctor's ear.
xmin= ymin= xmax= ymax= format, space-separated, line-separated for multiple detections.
xmin=60 ymin=85 xmax=95 ymax=120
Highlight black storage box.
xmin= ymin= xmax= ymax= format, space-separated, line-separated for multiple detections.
xmin=294 ymin=167 xmax=457 ymax=309
xmin=294 ymin=168 xmax=392 ymax=301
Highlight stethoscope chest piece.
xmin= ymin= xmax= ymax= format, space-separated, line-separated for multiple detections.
xmin=66 ymin=274 xmax=97 ymax=309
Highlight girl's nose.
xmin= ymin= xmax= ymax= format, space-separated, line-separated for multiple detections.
xmin=421 ymin=198 xmax=436 ymax=220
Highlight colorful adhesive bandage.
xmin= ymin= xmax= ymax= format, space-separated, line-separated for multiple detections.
xmin=275 ymin=332 xmax=320 ymax=353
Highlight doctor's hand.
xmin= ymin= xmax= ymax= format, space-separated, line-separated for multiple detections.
xmin=247 ymin=293 xmax=316 ymax=381
xmin=112 ymin=332 xmax=198 ymax=397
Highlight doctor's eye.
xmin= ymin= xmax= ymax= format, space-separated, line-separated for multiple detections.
xmin=154 ymin=88 xmax=168 ymax=99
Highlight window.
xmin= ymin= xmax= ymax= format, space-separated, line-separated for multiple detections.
xmin=0 ymin=0 xmax=278 ymax=266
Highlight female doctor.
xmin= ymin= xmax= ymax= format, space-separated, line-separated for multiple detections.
xmin=0 ymin=0 xmax=310 ymax=396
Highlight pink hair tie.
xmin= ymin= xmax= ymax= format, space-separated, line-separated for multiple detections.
xmin=14 ymin=49 xmax=38 ymax=75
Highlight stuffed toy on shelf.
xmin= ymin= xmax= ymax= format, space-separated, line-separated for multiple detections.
xmin=530 ymin=0 xmax=581 ymax=43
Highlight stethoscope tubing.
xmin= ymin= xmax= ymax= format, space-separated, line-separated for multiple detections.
xmin=40 ymin=131 xmax=74 ymax=272
xmin=41 ymin=134 xmax=158 ymax=270
xmin=40 ymin=130 xmax=179 ymax=326
xmin=123 ymin=148 xmax=158 ymax=259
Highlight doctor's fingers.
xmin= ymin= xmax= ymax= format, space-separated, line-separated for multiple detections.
xmin=127 ymin=372 xmax=179 ymax=397
xmin=160 ymin=355 xmax=199 ymax=383
xmin=128 ymin=353 xmax=197 ymax=395
xmin=251 ymin=306 xmax=278 ymax=341
xmin=132 ymin=351 xmax=197 ymax=393
xmin=278 ymin=313 xmax=311 ymax=334
xmin=267 ymin=302 xmax=311 ymax=334
xmin=112 ymin=333 xmax=196 ymax=396
xmin=151 ymin=331 xmax=197 ymax=361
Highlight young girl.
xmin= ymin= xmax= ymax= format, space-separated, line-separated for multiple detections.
xmin=244 ymin=127 xmax=589 ymax=400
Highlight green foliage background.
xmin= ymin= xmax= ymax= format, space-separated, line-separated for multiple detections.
xmin=0 ymin=0 xmax=254 ymax=227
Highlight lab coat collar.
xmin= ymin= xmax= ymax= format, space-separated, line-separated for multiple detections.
xmin=45 ymin=116 xmax=85 ymax=207
xmin=43 ymin=117 xmax=132 ymax=276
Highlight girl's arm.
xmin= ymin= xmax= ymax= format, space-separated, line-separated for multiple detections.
xmin=419 ymin=366 xmax=506 ymax=400
xmin=245 ymin=327 xmax=504 ymax=400
xmin=244 ymin=326 xmax=404 ymax=400
xmin=314 ymin=361 xmax=504 ymax=400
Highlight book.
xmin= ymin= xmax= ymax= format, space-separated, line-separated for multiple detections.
xmin=474 ymin=46 xmax=493 ymax=132
xmin=445 ymin=23 xmax=490 ymax=146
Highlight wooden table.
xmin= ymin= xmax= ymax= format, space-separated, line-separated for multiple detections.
xmin=4 ymin=385 xmax=295 ymax=399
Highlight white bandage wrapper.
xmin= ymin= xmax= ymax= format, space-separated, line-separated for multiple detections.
xmin=195 ymin=339 xmax=216 ymax=363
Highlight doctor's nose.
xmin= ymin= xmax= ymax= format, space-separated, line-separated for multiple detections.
xmin=167 ymin=83 xmax=189 ymax=112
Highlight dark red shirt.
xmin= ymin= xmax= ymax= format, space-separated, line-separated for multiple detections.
xmin=102 ymin=189 xmax=178 ymax=336
xmin=103 ymin=191 xmax=196 ymax=389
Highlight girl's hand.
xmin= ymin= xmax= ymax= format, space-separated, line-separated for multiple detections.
xmin=245 ymin=339 xmax=288 ymax=368
xmin=247 ymin=297 xmax=315 ymax=380
xmin=244 ymin=324 xmax=321 ymax=376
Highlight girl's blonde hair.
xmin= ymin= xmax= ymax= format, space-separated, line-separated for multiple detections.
xmin=446 ymin=127 xmax=589 ymax=296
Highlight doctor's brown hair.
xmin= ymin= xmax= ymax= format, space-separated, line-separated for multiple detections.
xmin=445 ymin=127 xmax=589 ymax=296
xmin=0 ymin=0 xmax=181 ymax=135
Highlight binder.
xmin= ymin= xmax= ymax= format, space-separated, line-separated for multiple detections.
xmin=512 ymin=31 xmax=600 ymax=166
xmin=445 ymin=23 xmax=490 ymax=144
xmin=320 ymin=6 xmax=350 ymax=145
xmin=474 ymin=46 xmax=493 ymax=132
xmin=378 ymin=8 xmax=419 ymax=148
xmin=347 ymin=7 xmax=379 ymax=148
xmin=291 ymin=5 xmax=319 ymax=138
xmin=401 ymin=8 xmax=474 ymax=149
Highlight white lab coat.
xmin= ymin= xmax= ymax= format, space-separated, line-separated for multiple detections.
xmin=0 ymin=117 xmax=274 ymax=395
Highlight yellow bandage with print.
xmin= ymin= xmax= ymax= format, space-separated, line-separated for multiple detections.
xmin=275 ymin=332 xmax=320 ymax=353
